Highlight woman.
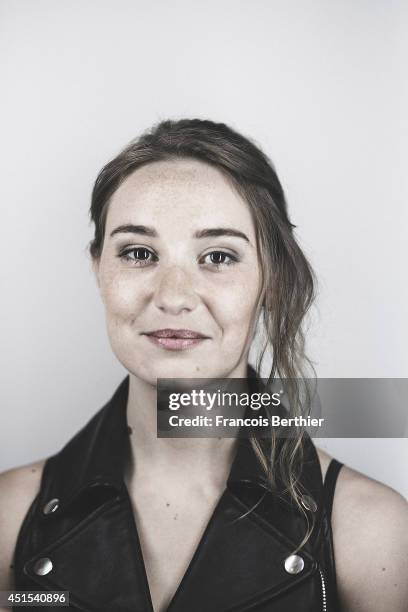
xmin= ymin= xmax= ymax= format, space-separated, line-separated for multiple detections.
xmin=1 ymin=119 xmax=407 ymax=611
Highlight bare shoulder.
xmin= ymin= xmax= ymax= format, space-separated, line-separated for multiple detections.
xmin=316 ymin=450 xmax=408 ymax=612
xmin=0 ymin=459 xmax=46 ymax=590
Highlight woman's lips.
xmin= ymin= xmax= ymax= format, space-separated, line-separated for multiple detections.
xmin=143 ymin=329 xmax=209 ymax=351
xmin=145 ymin=335 xmax=207 ymax=351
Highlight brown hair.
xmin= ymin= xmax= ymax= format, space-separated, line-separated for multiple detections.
xmin=88 ymin=119 xmax=317 ymax=546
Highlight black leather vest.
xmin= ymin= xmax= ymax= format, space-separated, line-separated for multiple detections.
xmin=13 ymin=370 xmax=339 ymax=611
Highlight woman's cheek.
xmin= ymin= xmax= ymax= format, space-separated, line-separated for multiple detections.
xmin=101 ymin=273 xmax=144 ymax=318
xmin=216 ymin=275 xmax=259 ymax=323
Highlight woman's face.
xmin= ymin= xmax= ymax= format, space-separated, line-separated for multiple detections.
xmin=93 ymin=159 xmax=263 ymax=385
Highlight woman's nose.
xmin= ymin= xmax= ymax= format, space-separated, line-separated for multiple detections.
xmin=153 ymin=266 xmax=199 ymax=315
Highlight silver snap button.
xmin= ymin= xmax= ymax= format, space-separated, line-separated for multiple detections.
xmin=284 ymin=554 xmax=304 ymax=574
xmin=43 ymin=498 xmax=60 ymax=515
xmin=301 ymin=495 xmax=317 ymax=513
xmin=33 ymin=557 xmax=53 ymax=576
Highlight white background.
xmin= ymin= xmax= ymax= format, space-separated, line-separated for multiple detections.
xmin=1 ymin=1 xmax=407 ymax=496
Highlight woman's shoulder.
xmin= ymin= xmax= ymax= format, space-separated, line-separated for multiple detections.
xmin=0 ymin=459 xmax=46 ymax=589
xmin=315 ymin=447 xmax=408 ymax=611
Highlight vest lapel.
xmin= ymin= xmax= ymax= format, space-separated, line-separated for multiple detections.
xmin=166 ymin=488 xmax=318 ymax=611
xmin=24 ymin=495 xmax=152 ymax=611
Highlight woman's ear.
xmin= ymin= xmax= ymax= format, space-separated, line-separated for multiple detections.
xmin=91 ymin=258 xmax=101 ymax=290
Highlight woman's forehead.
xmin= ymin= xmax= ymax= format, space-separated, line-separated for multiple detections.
xmin=119 ymin=158 xmax=221 ymax=189
xmin=106 ymin=159 xmax=256 ymax=234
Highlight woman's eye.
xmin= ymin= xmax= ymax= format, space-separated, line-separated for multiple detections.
xmin=118 ymin=247 xmax=157 ymax=266
xmin=201 ymin=251 xmax=237 ymax=267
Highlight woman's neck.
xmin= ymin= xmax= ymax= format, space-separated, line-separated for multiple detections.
xmin=125 ymin=370 xmax=246 ymax=488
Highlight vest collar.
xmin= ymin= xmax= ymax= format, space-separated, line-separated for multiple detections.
xmin=46 ymin=364 xmax=280 ymax=508
xmin=43 ymin=365 xmax=323 ymax=521
xmin=42 ymin=366 xmax=324 ymax=561
xmin=44 ymin=374 xmax=130 ymax=509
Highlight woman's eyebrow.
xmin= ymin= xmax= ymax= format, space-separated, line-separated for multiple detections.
xmin=110 ymin=224 xmax=157 ymax=238
xmin=194 ymin=228 xmax=250 ymax=243
xmin=109 ymin=224 xmax=250 ymax=244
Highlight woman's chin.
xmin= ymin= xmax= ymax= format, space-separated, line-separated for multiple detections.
xmin=130 ymin=361 xmax=227 ymax=385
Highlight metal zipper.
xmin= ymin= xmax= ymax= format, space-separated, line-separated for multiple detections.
xmin=319 ymin=567 xmax=327 ymax=612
